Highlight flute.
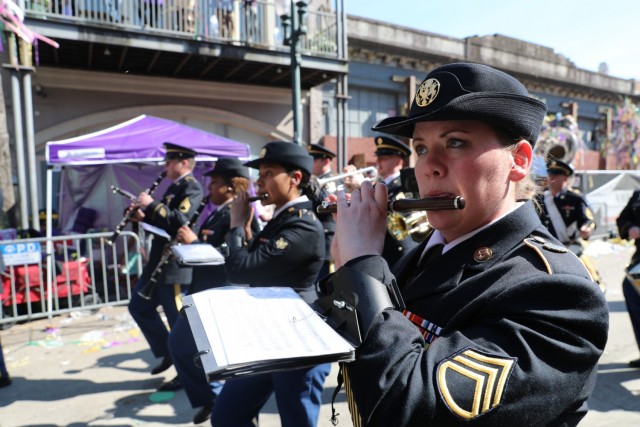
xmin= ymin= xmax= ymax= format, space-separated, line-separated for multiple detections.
xmin=316 ymin=196 xmax=465 ymax=214
xmin=247 ymin=194 xmax=269 ymax=202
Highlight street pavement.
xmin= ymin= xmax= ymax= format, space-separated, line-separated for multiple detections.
xmin=0 ymin=240 xmax=639 ymax=426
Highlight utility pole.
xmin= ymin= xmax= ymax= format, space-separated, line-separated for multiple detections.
xmin=280 ymin=1 xmax=307 ymax=145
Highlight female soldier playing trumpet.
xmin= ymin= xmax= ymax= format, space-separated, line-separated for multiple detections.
xmin=320 ymin=63 xmax=608 ymax=426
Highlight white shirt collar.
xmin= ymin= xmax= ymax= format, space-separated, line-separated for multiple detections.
xmin=425 ymin=201 xmax=524 ymax=255
xmin=383 ymin=171 xmax=401 ymax=186
xmin=273 ymin=195 xmax=309 ymax=218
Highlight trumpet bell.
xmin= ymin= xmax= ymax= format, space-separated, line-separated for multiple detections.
xmin=387 ymin=211 xmax=430 ymax=242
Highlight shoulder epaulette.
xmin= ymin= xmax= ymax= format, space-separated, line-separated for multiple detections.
xmin=522 ymin=236 xmax=568 ymax=275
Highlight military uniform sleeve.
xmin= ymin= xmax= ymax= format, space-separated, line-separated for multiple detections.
xmin=617 ymin=190 xmax=640 ymax=239
xmin=224 ymin=214 xmax=318 ymax=284
xmin=144 ymin=177 xmax=204 ymax=237
xmin=338 ymin=255 xmax=608 ymax=426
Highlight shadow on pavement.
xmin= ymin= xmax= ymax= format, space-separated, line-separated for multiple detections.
xmin=589 ymin=362 xmax=640 ymax=412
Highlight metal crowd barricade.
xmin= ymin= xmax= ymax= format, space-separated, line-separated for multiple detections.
xmin=0 ymin=231 xmax=142 ymax=327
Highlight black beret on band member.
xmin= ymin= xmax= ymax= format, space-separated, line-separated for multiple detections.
xmin=372 ymin=62 xmax=547 ymax=145
xmin=204 ymin=157 xmax=250 ymax=179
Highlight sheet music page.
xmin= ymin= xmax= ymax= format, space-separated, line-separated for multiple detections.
xmin=141 ymin=222 xmax=171 ymax=239
xmin=190 ymin=287 xmax=354 ymax=368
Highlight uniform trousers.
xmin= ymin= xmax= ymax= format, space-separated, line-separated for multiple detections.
xmin=128 ymin=278 xmax=182 ymax=359
xmin=0 ymin=337 xmax=7 ymax=378
xmin=623 ymin=277 xmax=640 ymax=351
xmin=168 ymin=315 xmax=223 ymax=407
xmin=210 ymin=362 xmax=331 ymax=427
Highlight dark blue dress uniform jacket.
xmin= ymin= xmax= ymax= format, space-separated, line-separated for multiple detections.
xmin=341 ymin=201 xmax=608 ymax=426
xmin=187 ymin=203 xmax=261 ymax=295
xmin=141 ymin=174 xmax=203 ymax=285
xmin=225 ymin=199 xmax=325 ymax=304
xmin=617 ymin=189 xmax=640 ymax=264
xmin=382 ymin=175 xmax=418 ymax=268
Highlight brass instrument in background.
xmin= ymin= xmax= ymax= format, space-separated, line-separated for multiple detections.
xmin=316 ymin=166 xmax=377 ymax=187
xmin=535 ymin=123 xmax=578 ymax=164
xmin=388 ymin=210 xmax=431 ymax=241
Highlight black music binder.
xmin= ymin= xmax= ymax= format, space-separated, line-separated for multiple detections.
xmin=182 ymin=287 xmax=355 ymax=381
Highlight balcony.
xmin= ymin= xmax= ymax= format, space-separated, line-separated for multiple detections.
xmin=23 ymin=0 xmax=347 ymax=88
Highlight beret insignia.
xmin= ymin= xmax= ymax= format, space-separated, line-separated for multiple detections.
xmin=274 ymin=237 xmax=289 ymax=250
xmin=179 ymin=198 xmax=191 ymax=213
xmin=437 ymin=348 xmax=516 ymax=420
xmin=259 ymin=147 xmax=267 ymax=158
xmin=415 ymin=78 xmax=440 ymax=107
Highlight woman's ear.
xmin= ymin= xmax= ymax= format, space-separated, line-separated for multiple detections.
xmin=291 ymin=170 xmax=302 ymax=186
xmin=509 ymin=140 xmax=533 ymax=181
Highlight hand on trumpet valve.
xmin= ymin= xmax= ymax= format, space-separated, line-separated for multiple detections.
xmin=341 ymin=164 xmax=367 ymax=193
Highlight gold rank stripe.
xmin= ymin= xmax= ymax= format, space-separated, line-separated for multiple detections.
xmin=342 ymin=364 xmax=363 ymax=427
xmin=437 ymin=349 xmax=514 ymax=420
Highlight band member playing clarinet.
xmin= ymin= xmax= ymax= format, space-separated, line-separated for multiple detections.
xmin=317 ymin=63 xmax=608 ymax=426
xmin=166 ymin=158 xmax=260 ymax=424
xmin=128 ymin=142 xmax=203 ymax=385
xmin=210 ymin=141 xmax=330 ymax=427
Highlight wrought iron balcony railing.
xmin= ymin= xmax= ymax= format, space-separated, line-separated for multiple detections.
xmin=24 ymin=0 xmax=344 ymax=58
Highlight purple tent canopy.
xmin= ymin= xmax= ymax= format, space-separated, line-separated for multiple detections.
xmin=46 ymin=115 xmax=250 ymax=165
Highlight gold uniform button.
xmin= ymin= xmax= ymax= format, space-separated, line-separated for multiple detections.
xmin=473 ymin=247 xmax=493 ymax=262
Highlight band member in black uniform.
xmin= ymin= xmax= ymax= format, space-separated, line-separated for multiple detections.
xmin=317 ymin=63 xmax=608 ymax=426
xmin=616 ymin=191 xmax=640 ymax=368
xmin=373 ymin=136 xmax=419 ymax=267
xmin=165 ymin=158 xmax=260 ymax=424
xmin=210 ymin=141 xmax=331 ymax=427
xmin=538 ymin=158 xmax=596 ymax=250
xmin=128 ymin=142 xmax=203 ymax=379
xmin=309 ymin=143 xmax=338 ymax=278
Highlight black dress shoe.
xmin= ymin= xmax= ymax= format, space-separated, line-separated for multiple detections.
xmin=193 ymin=401 xmax=214 ymax=424
xmin=0 ymin=375 xmax=11 ymax=389
xmin=157 ymin=375 xmax=182 ymax=391
xmin=151 ymin=357 xmax=173 ymax=375
xmin=628 ymin=359 xmax=640 ymax=368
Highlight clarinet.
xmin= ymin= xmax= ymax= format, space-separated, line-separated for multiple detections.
xmin=137 ymin=196 xmax=209 ymax=300
xmin=106 ymin=171 xmax=167 ymax=245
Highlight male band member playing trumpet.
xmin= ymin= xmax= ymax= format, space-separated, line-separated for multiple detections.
xmin=318 ymin=62 xmax=608 ymax=426
xmin=166 ymin=158 xmax=260 ymax=424
xmin=128 ymin=142 xmax=203 ymax=384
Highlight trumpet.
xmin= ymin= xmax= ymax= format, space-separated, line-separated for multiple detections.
xmin=316 ymin=196 xmax=465 ymax=215
xmin=106 ymin=172 xmax=166 ymax=245
xmin=316 ymin=166 xmax=377 ymax=186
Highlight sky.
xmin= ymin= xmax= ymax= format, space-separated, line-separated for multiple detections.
xmin=344 ymin=0 xmax=640 ymax=81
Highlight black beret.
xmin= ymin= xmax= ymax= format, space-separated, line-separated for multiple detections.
xmin=244 ymin=141 xmax=313 ymax=175
xmin=163 ymin=142 xmax=197 ymax=160
xmin=374 ymin=136 xmax=411 ymax=157
xmin=546 ymin=158 xmax=574 ymax=176
xmin=372 ymin=62 xmax=547 ymax=145
xmin=308 ymin=143 xmax=336 ymax=160
xmin=204 ymin=157 xmax=250 ymax=179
